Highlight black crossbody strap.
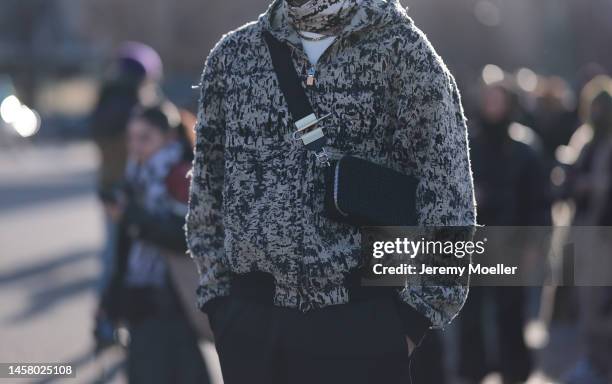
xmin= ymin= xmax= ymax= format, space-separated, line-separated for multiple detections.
xmin=262 ymin=31 xmax=314 ymax=125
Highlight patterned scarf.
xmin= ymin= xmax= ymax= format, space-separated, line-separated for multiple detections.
xmin=285 ymin=0 xmax=361 ymax=36
xmin=124 ymin=141 xmax=184 ymax=287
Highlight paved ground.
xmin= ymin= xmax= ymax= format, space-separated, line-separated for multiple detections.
xmin=0 ymin=141 xmax=222 ymax=384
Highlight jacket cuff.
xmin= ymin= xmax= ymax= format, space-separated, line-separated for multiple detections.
xmin=395 ymin=301 xmax=432 ymax=346
xmin=196 ymin=282 xmax=231 ymax=314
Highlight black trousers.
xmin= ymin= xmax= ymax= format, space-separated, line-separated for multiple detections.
xmin=212 ymin=275 xmax=412 ymax=384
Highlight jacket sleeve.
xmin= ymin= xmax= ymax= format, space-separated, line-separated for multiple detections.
xmin=392 ymin=27 xmax=477 ymax=333
xmin=185 ymin=46 xmax=232 ymax=312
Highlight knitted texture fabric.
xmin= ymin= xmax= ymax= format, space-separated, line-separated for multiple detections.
xmin=186 ymin=0 xmax=476 ymax=328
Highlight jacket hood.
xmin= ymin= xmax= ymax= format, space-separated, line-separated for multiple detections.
xmin=259 ymin=0 xmax=407 ymax=46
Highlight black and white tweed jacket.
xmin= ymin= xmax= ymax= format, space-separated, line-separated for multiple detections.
xmin=186 ymin=0 xmax=476 ymax=328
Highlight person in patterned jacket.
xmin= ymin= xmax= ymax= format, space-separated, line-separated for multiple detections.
xmin=186 ymin=0 xmax=476 ymax=382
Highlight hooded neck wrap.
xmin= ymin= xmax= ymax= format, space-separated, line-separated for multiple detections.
xmin=285 ymin=0 xmax=360 ymax=36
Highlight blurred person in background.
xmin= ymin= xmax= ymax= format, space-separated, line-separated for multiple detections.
xmin=526 ymin=77 xmax=579 ymax=170
xmin=563 ymin=75 xmax=612 ymax=384
xmin=90 ymin=41 xmax=163 ymax=295
xmin=568 ymin=76 xmax=612 ymax=226
xmin=98 ymin=105 xmax=210 ymax=384
xmin=458 ymin=81 xmax=551 ymax=384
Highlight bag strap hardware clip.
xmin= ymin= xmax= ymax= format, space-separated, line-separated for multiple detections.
xmin=292 ymin=112 xmax=332 ymax=140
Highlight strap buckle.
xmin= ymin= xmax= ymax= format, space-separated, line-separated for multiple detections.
xmin=292 ymin=113 xmax=332 ymax=141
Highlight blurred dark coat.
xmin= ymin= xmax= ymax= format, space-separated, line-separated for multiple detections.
xmin=569 ymin=141 xmax=612 ymax=226
xmin=471 ymin=131 xmax=551 ymax=226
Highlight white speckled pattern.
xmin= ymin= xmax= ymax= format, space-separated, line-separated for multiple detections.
xmin=186 ymin=0 xmax=476 ymax=328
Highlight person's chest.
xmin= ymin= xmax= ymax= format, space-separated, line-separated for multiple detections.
xmin=222 ymin=33 xmax=399 ymax=165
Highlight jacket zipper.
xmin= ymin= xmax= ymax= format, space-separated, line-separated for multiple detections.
xmin=306 ymin=67 xmax=316 ymax=86
xmin=289 ymin=36 xmax=343 ymax=309
xmin=301 ymin=36 xmax=343 ymax=88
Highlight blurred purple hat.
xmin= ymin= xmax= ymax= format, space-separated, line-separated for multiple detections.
xmin=116 ymin=41 xmax=163 ymax=81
